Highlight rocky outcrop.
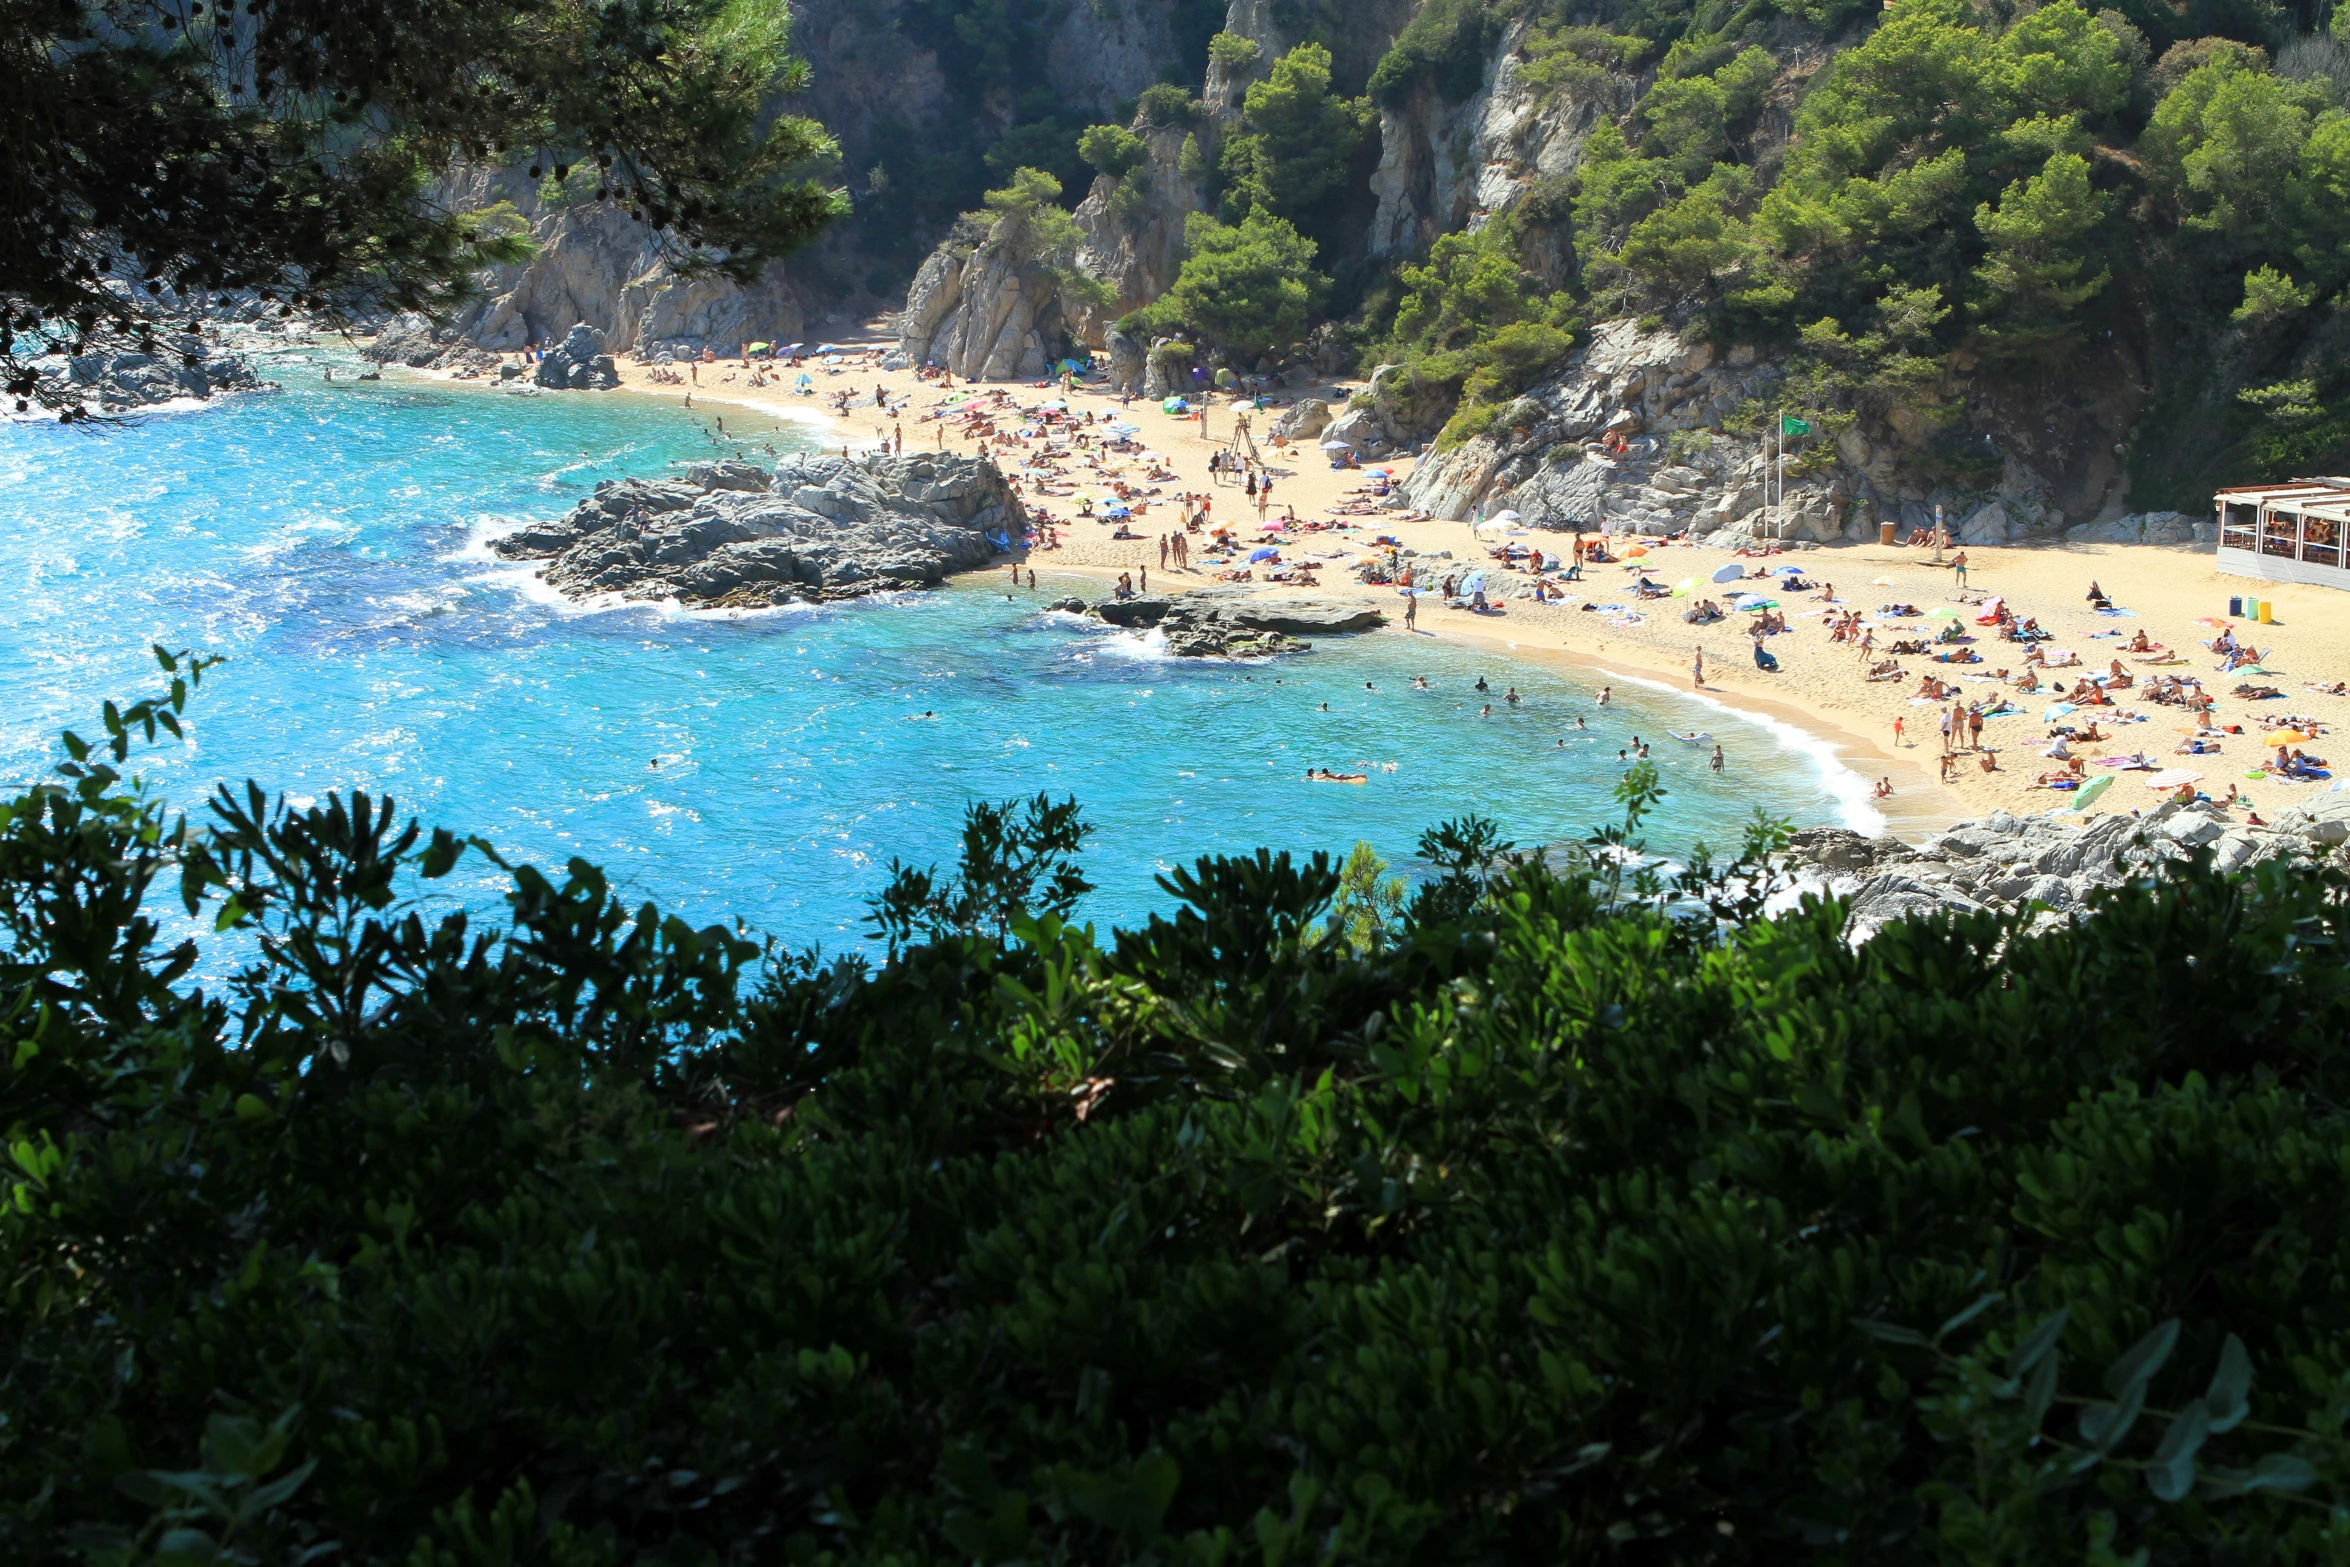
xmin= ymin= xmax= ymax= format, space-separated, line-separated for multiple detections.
xmin=1049 ymin=586 xmax=1384 ymax=657
xmin=895 ymin=236 xmax=1071 ymax=380
xmin=531 ymin=323 xmax=621 ymax=390
xmin=44 ymin=334 xmax=271 ymax=412
xmin=1368 ymin=20 xmax=1624 ymax=260
xmin=493 ymin=453 xmax=1025 ymax=607
xmin=2065 ymin=511 xmax=2216 ymax=547
xmin=1788 ymin=800 xmax=2347 ymax=942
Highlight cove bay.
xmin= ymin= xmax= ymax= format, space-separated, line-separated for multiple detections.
xmin=0 ymin=361 xmax=1869 ymax=947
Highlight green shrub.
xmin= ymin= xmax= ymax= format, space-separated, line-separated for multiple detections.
xmin=1079 ymin=123 xmax=1150 ymax=180
xmin=1208 ymin=30 xmax=1262 ymax=70
xmin=1139 ymin=210 xmax=1330 ymax=357
xmin=8 ymin=664 xmax=2350 ymax=1563
xmin=1135 ymin=82 xmax=1203 ymax=129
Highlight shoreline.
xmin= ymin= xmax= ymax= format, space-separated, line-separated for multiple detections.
xmin=387 ymin=331 xmax=2348 ymax=843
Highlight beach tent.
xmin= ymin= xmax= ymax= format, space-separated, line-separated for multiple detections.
xmin=1163 ymin=397 xmax=1190 ymax=414
xmin=2064 ymin=774 xmax=2115 ymax=810
xmin=1104 ymin=505 xmax=1131 ymax=518
xmin=1710 ymin=562 xmax=1745 ymax=583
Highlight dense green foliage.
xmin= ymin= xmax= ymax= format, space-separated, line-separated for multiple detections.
xmin=1136 ymin=212 xmax=1331 ymax=359
xmin=1380 ymin=217 xmax=1585 ymax=445
xmin=1341 ymin=0 xmax=2350 ymax=493
xmin=1135 ymin=42 xmax=1367 ymax=359
xmin=4 ymin=0 xmax=842 ymax=418
xmin=1216 ymin=44 xmax=1374 ymax=238
xmin=11 ymin=658 xmax=2350 ymax=1562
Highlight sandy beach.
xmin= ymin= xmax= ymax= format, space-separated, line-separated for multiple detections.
xmin=460 ymin=324 xmax=2350 ymax=839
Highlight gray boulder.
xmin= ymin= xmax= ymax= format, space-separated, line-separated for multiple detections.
xmin=532 ymin=322 xmax=620 ymax=390
xmin=1271 ymin=399 xmax=1333 ymax=442
xmin=492 ymin=452 xmax=1025 ymax=607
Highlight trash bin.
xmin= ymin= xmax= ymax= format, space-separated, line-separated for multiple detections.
xmin=2228 ymin=595 xmax=2242 ymax=617
xmin=2258 ymin=599 xmax=2274 ymax=623
xmin=1879 ymin=521 xmax=1897 ymax=546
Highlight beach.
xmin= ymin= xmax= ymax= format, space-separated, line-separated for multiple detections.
xmin=493 ymin=327 xmax=2350 ymax=838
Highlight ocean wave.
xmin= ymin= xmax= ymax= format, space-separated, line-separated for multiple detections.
xmin=1596 ymin=668 xmax=1887 ymax=836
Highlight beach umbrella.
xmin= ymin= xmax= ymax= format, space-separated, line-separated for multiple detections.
xmin=2146 ymin=768 xmax=2203 ymax=790
xmin=745 ymin=341 xmax=771 ymax=353
xmin=1461 ymin=570 xmax=1486 ymax=595
xmin=1871 ymin=575 xmax=1897 ymax=586
xmin=1770 ymin=563 xmax=1804 ymax=574
xmin=1162 ymin=397 xmax=1188 ymax=413
xmin=1625 ymin=546 xmax=1649 ymax=558
xmin=1260 ymin=521 xmax=1285 ymax=531
xmin=1928 ymin=606 xmax=1960 ymax=618
xmin=2268 ymin=729 xmax=2314 ymax=745
xmin=1319 ymin=438 xmax=1353 ymax=450
xmin=1492 ymin=509 xmax=1523 ymax=523
xmin=2065 ymin=774 xmax=2115 ymax=810
xmin=1249 ymin=546 xmax=1277 ymax=561
xmin=2043 ymin=703 xmax=2078 ymax=720
xmin=1672 ymin=578 xmax=1695 ymax=597
xmin=1104 ymin=505 xmax=1131 ymax=518
xmin=1711 ymin=562 xmax=1744 ymax=583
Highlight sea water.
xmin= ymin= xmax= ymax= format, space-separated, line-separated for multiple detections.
xmin=0 ymin=351 xmax=1873 ymax=950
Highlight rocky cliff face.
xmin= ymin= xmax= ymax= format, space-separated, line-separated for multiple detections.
xmin=492 ymin=453 xmax=1024 ymax=607
xmin=895 ymin=236 xmax=1072 ymax=380
xmin=1792 ymin=795 xmax=2350 ymax=942
xmin=1389 ymin=319 xmax=2169 ymax=549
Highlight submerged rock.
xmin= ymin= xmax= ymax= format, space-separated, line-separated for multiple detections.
xmin=1070 ymin=587 xmax=1384 ymax=658
xmin=492 ymin=452 xmax=1025 ymax=607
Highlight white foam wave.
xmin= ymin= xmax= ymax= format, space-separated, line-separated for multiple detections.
xmin=1596 ymin=667 xmax=1886 ymax=835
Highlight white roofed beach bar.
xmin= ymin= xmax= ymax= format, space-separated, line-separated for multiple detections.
xmin=2214 ymin=478 xmax=2350 ymax=588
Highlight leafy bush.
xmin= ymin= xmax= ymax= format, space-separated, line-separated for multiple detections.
xmin=10 ymin=661 xmax=2350 ymax=1563
xmin=1135 ymin=211 xmax=1330 ymax=358
xmin=1080 ymin=123 xmax=1151 ymax=180
xmin=1217 ymin=43 xmax=1373 ymax=231
xmin=1208 ymin=30 xmax=1264 ymax=71
xmin=1135 ymin=82 xmax=1204 ymax=129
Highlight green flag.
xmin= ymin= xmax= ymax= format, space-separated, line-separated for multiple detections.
xmin=1781 ymin=415 xmax=1814 ymax=436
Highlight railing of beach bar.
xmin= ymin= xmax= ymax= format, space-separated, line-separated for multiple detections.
xmin=2213 ymin=478 xmax=2350 ymax=589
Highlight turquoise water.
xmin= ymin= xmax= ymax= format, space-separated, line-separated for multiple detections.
xmin=0 ymin=356 xmax=1869 ymax=948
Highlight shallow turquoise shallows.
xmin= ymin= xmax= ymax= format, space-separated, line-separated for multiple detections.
xmin=1 ymin=358 xmax=1870 ymax=949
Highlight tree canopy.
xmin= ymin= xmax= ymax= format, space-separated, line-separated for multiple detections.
xmin=3 ymin=0 xmax=844 ymax=418
xmin=7 ymin=657 xmax=2350 ymax=1562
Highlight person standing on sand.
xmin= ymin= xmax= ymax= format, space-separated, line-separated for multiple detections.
xmin=1159 ymin=535 xmax=1169 ymax=569
xmin=1405 ymin=593 xmax=1417 ymax=630
xmin=1894 ymin=715 xmax=1906 ymax=748
xmin=1140 ymin=565 xmax=1148 ymax=593
xmin=1692 ymin=647 xmax=1705 ymax=688
xmin=1969 ymin=708 xmax=1984 ymax=750
xmin=1952 ymin=549 xmax=1968 ymax=589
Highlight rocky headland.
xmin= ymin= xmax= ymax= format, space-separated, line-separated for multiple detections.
xmin=40 ymin=332 xmax=272 ymax=414
xmin=492 ymin=452 xmax=1025 ymax=607
xmin=1791 ymin=795 xmax=2350 ymax=941
xmin=1044 ymin=587 xmax=1385 ymax=658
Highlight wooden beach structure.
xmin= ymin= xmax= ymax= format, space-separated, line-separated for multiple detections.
xmin=2214 ymin=478 xmax=2350 ymax=587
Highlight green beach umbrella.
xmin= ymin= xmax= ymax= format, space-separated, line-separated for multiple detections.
xmin=2065 ymin=774 xmax=2114 ymax=811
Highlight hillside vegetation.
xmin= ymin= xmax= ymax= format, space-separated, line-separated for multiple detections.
xmin=8 ymin=659 xmax=2350 ymax=1561
xmin=1090 ymin=0 xmax=2350 ymax=501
